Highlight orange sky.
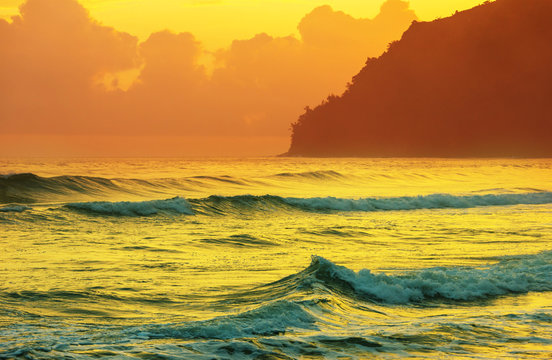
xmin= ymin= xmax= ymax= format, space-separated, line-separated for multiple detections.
xmin=0 ymin=0 xmax=484 ymax=49
xmin=0 ymin=0 xmax=485 ymax=157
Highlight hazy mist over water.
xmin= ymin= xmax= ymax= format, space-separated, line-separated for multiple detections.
xmin=1 ymin=158 xmax=551 ymax=359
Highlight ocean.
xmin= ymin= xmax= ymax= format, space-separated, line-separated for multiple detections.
xmin=1 ymin=158 xmax=551 ymax=359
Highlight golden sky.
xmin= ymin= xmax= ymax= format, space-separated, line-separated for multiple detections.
xmin=0 ymin=0 xmax=486 ymax=156
xmin=1 ymin=0 xmax=484 ymax=49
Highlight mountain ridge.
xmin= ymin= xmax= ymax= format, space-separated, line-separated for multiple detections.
xmin=284 ymin=0 xmax=552 ymax=157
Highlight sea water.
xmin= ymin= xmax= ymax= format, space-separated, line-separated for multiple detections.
xmin=1 ymin=158 xmax=551 ymax=359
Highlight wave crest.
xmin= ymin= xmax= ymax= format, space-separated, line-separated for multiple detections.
xmin=272 ymin=170 xmax=345 ymax=180
xmin=0 ymin=205 xmax=31 ymax=213
xmin=294 ymin=252 xmax=552 ymax=304
xmin=284 ymin=192 xmax=552 ymax=212
xmin=190 ymin=192 xmax=552 ymax=216
xmin=1 ymin=173 xmax=126 ymax=203
xmin=134 ymin=300 xmax=317 ymax=341
xmin=31 ymin=191 xmax=552 ymax=218
xmin=65 ymin=197 xmax=193 ymax=216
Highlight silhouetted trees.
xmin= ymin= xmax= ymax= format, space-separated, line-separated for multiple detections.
xmin=286 ymin=0 xmax=552 ymax=157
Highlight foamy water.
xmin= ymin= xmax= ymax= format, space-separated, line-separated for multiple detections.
xmin=1 ymin=158 xmax=551 ymax=359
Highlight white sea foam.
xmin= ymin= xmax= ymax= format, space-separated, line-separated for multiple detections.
xmin=284 ymin=192 xmax=552 ymax=212
xmin=65 ymin=197 xmax=193 ymax=216
xmin=0 ymin=205 xmax=31 ymax=213
xmin=135 ymin=300 xmax=317 ymax=340
xmin=59 ymin=192 xmax=552 ymax=217
xmin=311 ymin=252 xmax=552 ymax=304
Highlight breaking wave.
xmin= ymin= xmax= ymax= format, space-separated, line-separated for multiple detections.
xmin=252 ymin=251 xmax=552 ymax=305
xmin=189 ymin=192 xmax=552 ymax=216
xmin=3 ymin=173 xmax=551 ymax=216
xmin=137 ymin=300 xmax=318 ymax=341
xmin=282 ymin=192 xmax=552 ymax=212
xmin=23 ymin=191 xmax=552 ymax=217
xmin=96 ymin=252 xmax=552 ymax=347
xmin=1 ymin=252 xmax=550 ymax=360
xmin=0 ymin=205 xmax=31 ymax=213
xmin=65 ymin=197 xmax=193 ymax=216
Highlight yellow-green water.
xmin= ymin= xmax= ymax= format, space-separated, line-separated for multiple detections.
xmin=1 ymin=158 xmax=551 ymax=359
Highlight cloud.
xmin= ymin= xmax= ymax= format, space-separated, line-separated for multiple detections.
xmin=203 ymin=0 xmax=417 ymax=136
xmin=0 ymin=0 xmax=417 ymax=155
xmin=300 ymin=0 xmax=416 ymax=51
xmin=0 ymin=0 xmax=138 ymax=133
xmin=118 ymin=30 xmax=210 ymax=134
xmin=10 ymin=0 xmax=137 ymax=81
xmin=137 ymin=30 xmax=205 ymax=87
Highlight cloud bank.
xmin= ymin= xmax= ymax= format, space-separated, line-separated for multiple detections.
xmin=0 ymin=0 xmax=416 ymax=156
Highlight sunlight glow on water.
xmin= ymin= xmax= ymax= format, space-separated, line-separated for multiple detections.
xmin=1 ymin=158 xmax=551 ymax=359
